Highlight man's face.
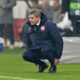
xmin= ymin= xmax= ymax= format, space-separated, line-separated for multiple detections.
xmin=42 ymin=1 xmax=49 ymax=9
xmin=29 ymin=14 xmax=40 ymax=25
xmin=32 ymin=2 xmax=37 ymax=8
xmin=53 ymin=1 xmax=60 ymax=8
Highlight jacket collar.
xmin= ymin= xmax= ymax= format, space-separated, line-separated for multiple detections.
xmin=36 ymin=19 xmax=41 ymax=26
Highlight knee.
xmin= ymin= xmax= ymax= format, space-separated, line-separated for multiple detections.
xmin=22 ymin=51 xmax=33 ymax=61
xmin=22 ymin=52 xmax=29 ymax=61
xmin=22 ymin=53 xmax=27 ymax=61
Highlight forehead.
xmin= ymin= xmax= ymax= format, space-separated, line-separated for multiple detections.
xmin=29 ymin=14 xmax=35 ymax=17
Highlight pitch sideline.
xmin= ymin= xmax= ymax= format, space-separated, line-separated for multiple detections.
xmin=0 ymin=75 xmax=38 ymax=80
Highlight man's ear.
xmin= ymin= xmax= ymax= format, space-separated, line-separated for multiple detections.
xmin=38 ymin=16 xmax=40 ymax=19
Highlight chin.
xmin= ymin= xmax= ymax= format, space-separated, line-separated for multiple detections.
xmin=31 ymin=24 xmax=34 ymax=25
xmin=31 ymin=23 xmax=36 ymax=25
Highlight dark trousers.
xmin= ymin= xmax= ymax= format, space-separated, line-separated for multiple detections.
xmin=23 ymin=48 xmax=55 ymax=66
xmin=71 ymin=19 xmax=80 ymax=36
xmin=0 ymin=24 xmax=14 ymax=45
xmin=70 ymin=16 xmax=79 ymax=36
xmin=71 ymin=19 xmax=77 ymax=36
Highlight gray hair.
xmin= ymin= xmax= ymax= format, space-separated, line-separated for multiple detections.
xmin=29 ymin=9 xmax=41 ymax=17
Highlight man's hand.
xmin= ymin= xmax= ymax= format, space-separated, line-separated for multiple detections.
xmin=61 ymin=13 xmax=65 ymax=18
xmin=54 ymin=58 xmax=59 ymax=65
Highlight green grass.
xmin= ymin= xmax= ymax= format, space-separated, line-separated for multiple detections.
xmin=0 ymin=48 xmax=80 ymax=80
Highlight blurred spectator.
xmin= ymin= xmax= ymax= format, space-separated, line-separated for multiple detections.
xmin=52 ymin=0 xmax=62 ymax=24
xmin=51 ymin=0 xmax=73 ymax=36
xmin=13 ymin=0 xmax=28 ymax=48
xmin=41 ymin=0 xmax=53 ymax=21
xmin=25 ymin=0 xmax=42 ymax=10
xmin=61 ymin=0 xmax=69 ymax=16
xmin=57 ymin=12 xmax=73 ymax=36
xmin=30 ymin=0 xmax=42 ymax=10
xmin=61 ymin=0 xmax=80 ymax=36
xmin=0 ymin=0 xmax=16 ymax=49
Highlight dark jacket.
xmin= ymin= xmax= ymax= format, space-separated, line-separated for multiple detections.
xmin=61 ymin=0 xmax=80 ymax=20
xmin=61 ymin=0 xmax=70 ymax=13
xmin=23 ymin=12 xmax=63 ymax=59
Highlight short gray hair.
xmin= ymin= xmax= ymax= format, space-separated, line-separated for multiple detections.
xmin=29 ymin=9 xmax=41 ymax=17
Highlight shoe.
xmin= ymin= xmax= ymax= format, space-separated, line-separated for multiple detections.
xmin=49 ymin=65 xmax=57 ymax=73
xmin=37 ymin=63 xmax=48 ymax=73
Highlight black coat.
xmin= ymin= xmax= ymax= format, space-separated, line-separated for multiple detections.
xmin=61 ymin=0 xmax=70 ymax=13
xmin=61 ymin=0 xmax=80 ymax=20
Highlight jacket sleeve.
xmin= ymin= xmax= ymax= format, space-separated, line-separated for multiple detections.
xmin=61 ymin=0 xmax=70 ymax=13
xmin=26 ymin=33 xmax=32 ymax=49
xmin=47 ymin=21 xmax=63 ymax=59
xmin=4 ymin=0 xmax=16 ymax=9
xmin=22 ymin=24 xmax=32 ymax=49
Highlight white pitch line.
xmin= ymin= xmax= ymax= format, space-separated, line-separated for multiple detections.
xmin=0 ymin=75 xmax=37 ymax=80
xmin=60 ymin=75 xmax=80 ymax=79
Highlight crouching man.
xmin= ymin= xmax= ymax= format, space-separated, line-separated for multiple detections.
xmin=22 ymin=9 xmax=63 ymax=73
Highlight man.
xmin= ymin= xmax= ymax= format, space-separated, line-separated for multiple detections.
xmin=61 ymin=0 xmax=80 ymax=36
xmin=53 ymin=0 xmax=73 ymax=37
xmin=52 ymin=0 xmax=62 ymax=24
xmin=25 ymin=0 xmax=42 ymax=10
xmin=41 ymin=0 xmax=53 ymax=21
xmin=20 ymin=0 xmax=43 ymax=48
xmin=0 ymin=0 xmax=16 ymax=49
xmin=30 ymin=0 xmax=42 ymax=10
xmin=22 ymin=9 xmax=63 ymax=73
